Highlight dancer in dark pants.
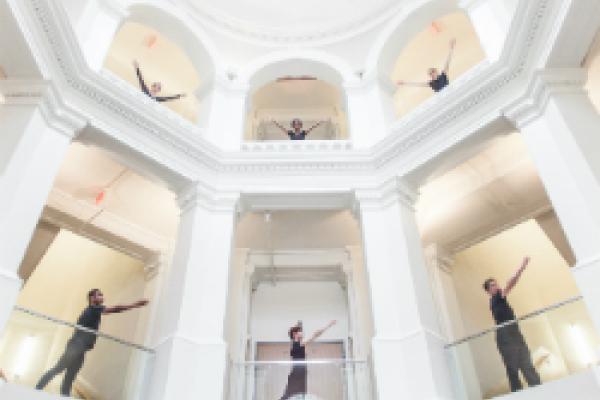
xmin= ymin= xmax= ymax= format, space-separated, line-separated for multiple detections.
xmin=36 ymin=289 xmax=148 ymax=397
xmin=483 ymin=257 xmax=541 ymax=392
xmin=272 ymin=119 xmax=324 ymax=140
xmin=133 ymin=60 xmax=186 ymax=102
xmin=280 ymin=320 xmax=336 ymax=400
xmin=396 ymin=38 xmax=456 ymax=92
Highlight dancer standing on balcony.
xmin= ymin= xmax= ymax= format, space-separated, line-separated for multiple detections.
xmin=35 ymin=289 xmax=148 ymax=397
xmin=396 ymin=38 xmax=456 ymax=92
xmin=133 ymin=60 xmax=186 ymax=102
xmin=272 ymin=119 xmax=324 ymax=140
xmin=483 ymin=257 xmax=541 ymax=392
xmin=280 ymin=320 xmax=336 ymax=400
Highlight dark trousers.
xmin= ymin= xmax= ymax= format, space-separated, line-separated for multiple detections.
xmin=496 ymin=329 xmax=541 ymax=392
xmin=36 ymin=341 xmax=87 ymax=396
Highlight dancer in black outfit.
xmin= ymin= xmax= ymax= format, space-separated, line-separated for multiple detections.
xmin=272 ymin=119 xmax=324 ymax=140
xmin=133 ymin=60 xmax=186 ymax=102
xmin=396 ymin=38 xmax=456 ymax=92
xmin=280 ymin=320 xmax=336 ymax=400
xmin=483 ymin=257 xmax=541 ymax=392
xmin=36 ymin=289 xmax=148 ymax=397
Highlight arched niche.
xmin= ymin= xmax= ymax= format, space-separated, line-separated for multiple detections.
xmin=390 ymin=11 xmax=485 ymax=117
xmin=240 ymin=53 xmax=353 ymax=141
xmin=103 ymin=3 xmax=218 ymax=124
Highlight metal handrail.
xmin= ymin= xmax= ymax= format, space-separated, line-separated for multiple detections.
xmin=234 ymin=359 xmax=367 ymax=366
xmin=445 ymin=295 xmax=583 ymax=348
xmin=14 ymin=305 xmax=154 ymax=353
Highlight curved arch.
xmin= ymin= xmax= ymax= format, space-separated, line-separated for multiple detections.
xmin=365 ymin=0 xmax=458 ymax=80
xmin=239 ymin=50 xmax=357 ymax=94
xmin=122 ymin=1 xmax=220 ymax=80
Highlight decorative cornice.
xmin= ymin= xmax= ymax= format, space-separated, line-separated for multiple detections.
xmin=0 ymin=79 xmax=87 ymax=138
xmin=354 ymin=176 xmax=418 ymax=211
xmin=16 ymin=0 xmax=570 ymax=180
xmin=177 ymin=181 xmax=240 ymax=214
xmin=503 ymin=68 xmax=587 ymax=128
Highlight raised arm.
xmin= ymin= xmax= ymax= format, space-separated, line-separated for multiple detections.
xmin=442 ymin=38 xmax=456 ymax=74
xmin=303 ymin=320 xmax=336 ymax=345
xmin=502 ymin=257 xmax=530 ymax=296
xmin=396 ymin=80 xmax=430 ymax=87
xmin=271 ymin=120 xmax=288 ymax=134
xmin=154 ymin=93 xmax=186 ymax=103
xmin=306 ymin=120 xmax=324 ymax=134
xmin=103 ymin=299 xmax=149 ymax=315
xmin=133 ymin=61 xmax=150 ymax=95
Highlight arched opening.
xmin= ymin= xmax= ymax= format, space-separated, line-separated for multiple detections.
xmin=102 ymin=4 xmax=216 ymax=124
xmin=242 ymin=56 xmax=350 ymax=141
xmin=390 ymin=12 xmax=485 ymax=118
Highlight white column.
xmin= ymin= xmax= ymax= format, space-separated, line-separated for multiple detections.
xmin=75 ymin=0 xmax=129 ymax=71
xmin=197 ymin=76 xmax=249 ymax=150
xmin=0 ymin=82 xmax=84 ymax=332
xmin=424 ymin=245 xmax=482 ymax=400
xmin=355 ymin=180 xmax=453 ymax=400
xmin=505 ymin=69 xmax=600 ymax=334
xmin=148 ymin=184 xmax=239 ymax=400
xmin=344 ymin=75 xmax=394 ymax=148
xmin=460 ymin=0 xmax=518 ymax=61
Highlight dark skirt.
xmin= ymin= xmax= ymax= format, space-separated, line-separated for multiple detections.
xmin=280 ymin=365 xmax=307 ymax=399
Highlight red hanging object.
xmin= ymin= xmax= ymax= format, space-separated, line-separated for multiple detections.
xmin=95 ymin=190 xmax=106 ymax=206
xmin=144 ymin=34 xmax=158 ymax=48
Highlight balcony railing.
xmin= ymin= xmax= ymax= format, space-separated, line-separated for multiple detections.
xmin=445 ymin=296 xmax=600 ymax=399
xmin=228 ymin=359 xmax=373 ymax=400
xmin=0 ymin=306 xmax=154 ymax=399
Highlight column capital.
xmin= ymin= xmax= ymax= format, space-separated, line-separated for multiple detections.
xmin=354 ymin=177 xmax=418 ymax=211
xmin=177 ymin=181 xmax=240 ymax=214
xmin=424 ymin=244 xmax=455 ymax=273
xmin=504 ymin=68 xmax=587 ymax=128
xmin=0 ymin=79 xmax=87 ymax=138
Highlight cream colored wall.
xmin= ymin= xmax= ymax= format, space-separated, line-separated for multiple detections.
xmin=450 ymin=219 xmax=600 ymax=397
xmin=104 ymin=22 xmax=201 ymax=122
xmin=391 ymin=12 xmax=485 ymax=117
xmin=0 ymin=229 xmax=149 ymax=397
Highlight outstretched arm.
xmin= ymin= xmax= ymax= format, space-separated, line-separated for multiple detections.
xmin=396 ymin=80 xmax=429 ymax=87
xmin=303 ymin=320 xmax=336 ymax=345
xmin=103 ymin=299 xmax=149 ymax=315
xmin=272 ymin=120 xmax=288 ymax=134
xmin=442 ymin=38 xmax=456 ymax=74
xmin=133 ymin=61 xmax=150 ymax=96
xmin=154 ymin=93 xmax=186 ymax=103
xmin=306 ymin=121 xmax=324 ymax=134
xmin=502 ymin=257 xmax=530 ymax=296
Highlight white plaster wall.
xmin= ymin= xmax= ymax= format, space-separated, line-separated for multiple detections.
xmin=250 ymin=281 xmax=348 ymax=345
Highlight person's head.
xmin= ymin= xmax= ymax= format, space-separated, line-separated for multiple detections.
xmin=428 ymin=67 xmax=439 ymax=80
xmin=483 ymin=278 xmax=500 ymax=296
xmin=290 ymin=118 xmax=303 ymax=131
xmin=150 ymin=82 xmax=162 ymax=95
xmin=88 ymin=288 xmax=104 ymax=305
xmin=289 ymin=325 xmax=303 ymax=341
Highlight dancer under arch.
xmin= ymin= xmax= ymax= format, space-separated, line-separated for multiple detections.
xmin=280 ymin=320 xmax=336 ymax=400
xmin=396 ymin=38 xmax=456 ymax=92
xmin=133 ymin=60 xmax=187 ymax=102
xmin=272 ymin=119 xmax=325 ymax=140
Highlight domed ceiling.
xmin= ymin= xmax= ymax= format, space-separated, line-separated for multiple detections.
xmin=176 ymin=0 xmax=403 ymax=42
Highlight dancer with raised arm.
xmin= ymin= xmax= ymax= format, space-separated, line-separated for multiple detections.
xmin=483 ymin=257 xmax=541 ymax=392
xmin=272 ymin=118 xmax=324 ymax=140
xmin=396 ymin=38 xmax=456 ymax=92
xmin=36 ymin=289 xmax=149 ymax=397
xmin=280 ymin=320 xmax=336 ymax=400
xmin=133 ymin=60 xmax=186 ymax=102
